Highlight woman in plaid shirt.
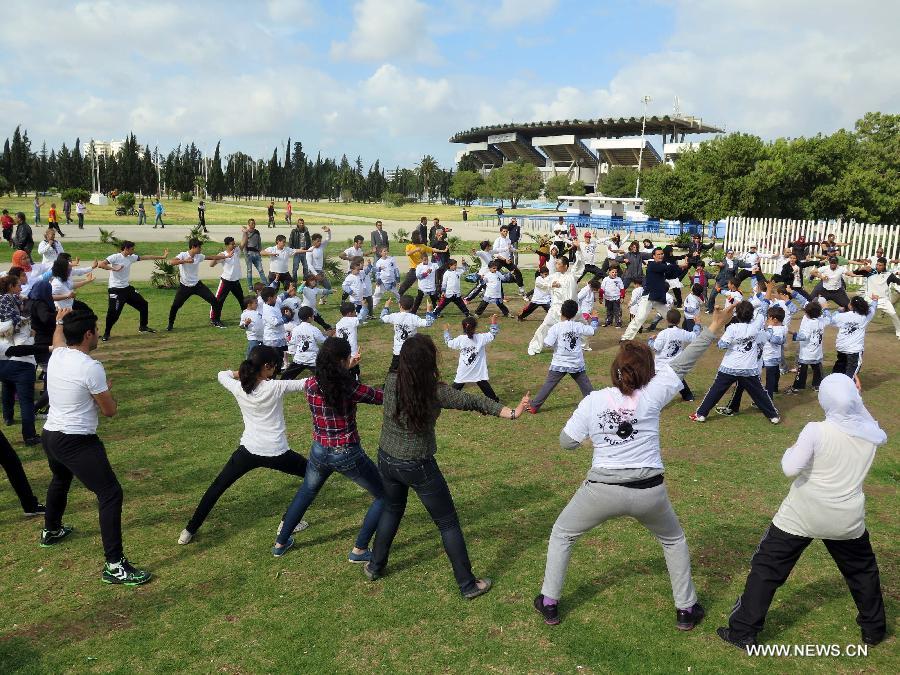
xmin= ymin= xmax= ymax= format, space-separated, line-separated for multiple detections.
xmin=273 ymin=337 xmax=384 ymax=562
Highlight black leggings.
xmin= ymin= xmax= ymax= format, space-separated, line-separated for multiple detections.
xmin=185 ymin=445 xmax=308 ymax=534
xmin=412 ymin=291 xmax=439 ymax=314
xmin=168 ymin=282 xmax=217 ymax=327
xmin=42 ymin=430 xmax=124 ymax=563
xmin=519 ymin=301 xmax=549 ymax=319
xmin=494 ymin=259 xmax=523 ymax=287
xmin=434 ymin=296 xmax=470 ymax=317
xmin=464 ymin=279 xmax=485 ymax=302
xmin=281 ymin=362 xmax=316 ymax=380
xmin=105 ymin=285 xmax=149 ymax=335
xmin=398 ymin=269 xmax=418 ymax=295
xmin=833 ymin=352 xmax=863 ymax=378
xmin=0 ymin=429 xmax=39 ymax=512
xmin=371 ymin=451 xmax=479 ymax=595
xmin=474 ymin=299 xmax=509 ymax=317
xmin=451 ymin=380 xmax=498 ymax=401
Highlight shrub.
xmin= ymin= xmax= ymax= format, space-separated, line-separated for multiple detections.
xmin=61 ymin=187 xmax=90 ymax=203
xmin=117 ymin=192 xmax=136 ymax=210
xmin=98 ymin=227 xmax=124 ymax=249
xmin=180 ymin=192 xmax=194 ymax=202
xmin=395 ymin=228 xmax=409 ymax=243
xmin=150 ymin=260 xmax=178 ymax=289
xmin=185 ymin=224 xmax=210 ymax=246
xmin=384 ymin=192 xmax=406 ymax=208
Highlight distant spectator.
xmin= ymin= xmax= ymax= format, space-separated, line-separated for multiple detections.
xmin=12 ymin=212 xmax=33 ymax=258
xmin=33 ymin=196 xmax=45 ymax=224
xmin=1 ymin=209 xmax=14 ymax=244
xmin=153 ymin=200 xmax=165 ymax=228
xmin=62 ymin=198 xmax=73 ymax=224
xmin=76 ymin=199 xmax=87 ymax=229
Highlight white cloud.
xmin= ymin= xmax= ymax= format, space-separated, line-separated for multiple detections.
xmin=266 ymin=0 xmax=318 ymax=25
xmin=330 ymin=0 xmax=439 ymax=63
xmin=487 ymin=0 xmax=558 ymax=24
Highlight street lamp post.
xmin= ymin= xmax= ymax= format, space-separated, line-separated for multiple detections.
xmin=635 ymin=95 xmax=652 ymax=199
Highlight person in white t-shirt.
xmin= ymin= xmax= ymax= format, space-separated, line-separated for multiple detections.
xmin=828 ymin=295 xmax=877 ymax=380
xmin=209 ymin=236 xmax=246 ymax=326
xmin=97 ymin=240 xmax=169 ymax=340
xmin=809 ymin=257 xmax=850 ymax=309
xmin=518 ymin=266 xmax=552 ymax=321
xmin=166 ymin=238 xmax=234 ymax=331
xmin=335 ymin=302 xmax=363 ymax=380
xmin=649 ymin=309 xmax=700 ymax=401
xmin=304 ymin=227 xmax=333 ymax=303
xmin=40 ymin=308 xmax=152 ymax=585
xmin=239 ymin=296 xmax=264 ymax=357
xmin=178 ymin=345 xmax=310 ymax=546
xmin=38 ymin=228 xmax=64 ymax=265
xmin=533 ymin=308 xmax=733 ymax=629
xmin=261 ymin=234 xmax=305 ymax=292
xmin=529 ymin=300 xmax=598 ymax=413
xmin=412 ymin=252 xmax=440 ymax=315
xmin=380 ymin=295 xmax=434 ymax=371
xmin=464 ymin=241 xmax=494 ymax=303
xmin=718 ymin=374 xmax=887 ymax=650
xmin=443 ymin=314 xmax=500 ymax=401
xmin=433 ymin=258 xmax=471 ymax=318
xmin=474 ymin=259 xmax=512 ymax=318
xmin=50 ymin=256 xmax=96 ymax=310
xmin=373 ymin=248 xmax=401 ymax=306
xmin=282 ymin=307 xmax=328 ymax=380
xmin=600 ymin=268 xmax=625 ymax=327
xmin=339 ymin=235 xmax=367 ymax=273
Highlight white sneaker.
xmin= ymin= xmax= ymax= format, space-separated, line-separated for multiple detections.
xmin=770 ymin=417 xmax=781 ymax=425
xmin=583 ymin=346 xmax=593 ymax=351
xmin=276 ymin=520 xmax=309 ymax=537
xmin=178 ymin=529 xmax=193 ymax=545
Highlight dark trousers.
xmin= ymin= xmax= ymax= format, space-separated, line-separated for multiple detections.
xmin=736 ymin=269 xmax=767 ymax=288
xmin=42 ymin=430 xmax=124 ymax=563
xmin=313 ymin=312 xmax=331 ymax=330
xmin=77 ymin=213 xmax=84 ymax=228
xmin=811 ymin=285 xmax=850 ymax=309
xmin=412 ymin=291 xmax=439 ymax=314
xmin=168 ymin=282 xmax=217 ymax=327
xmin=398 ymin=269 xmax=418 ymax=295
xmin=833 ymin=352 xmax=863 ymax=378
xmin=697 ymin=371 xmax=778 ymax=419
xmin=105 ymin=285 xmax=149 ymax=335
xmin=267 ymin=271 xmax=293 ymax=293
xmin=48 ymin=222 xmax=64 ymax=236
xmin=532 ymin=369 xmax=593 ymax=410
xmin=464 ymin=279 xmax=486 ymax=302
xmin=0 ymin=430 xmax=39 ymax=512
xmin=474 ymin=299 xmax=509 ymax=317
xmin=728 ymin=524 xmax=886 ymax=642
xmin=679 ymin=379 xmax=694 ymax=401
xmin=519 ymin=301 xmax=549 ymax=319
xmin=793 ymin=362 xmax=823 ymax=390
xmin=0 ymin=360 xmax=37 ymax=440
xmin=371 ymin=451 xmax=479 ymax=595
xmin=186 ymin=445 xmax=307 ymax=534
xmin=494 ymin=259 xmax=523 ymax=287
xmin=281 ymin=362 xmax=316 ymax=380
xmin=210 ymin=279 xmax=245 ymax=322
xmin=434 ymin=296 xmax=470 ymax=317
xmin=763 ymin=365 xmax=780 ymax=397
xmin=389 ymin=354 xmax=400 ymax=372
xmin=451 ymin=380 xmax=498 ymax=401
xmin=577 ymin=264 xmax=603 ymax=283
xmin=604 ymin=299 xmax=622 ymax=326
xmin=683 ymin=318 xmax=696 ymax=331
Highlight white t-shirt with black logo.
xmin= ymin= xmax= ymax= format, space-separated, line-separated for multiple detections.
xmin=545 ymin=319 xmax=596 ymax=370
xmin=381 ymin=311 xmax=431 ymax=355
xmin=335 ymin=316 xmax=360 ymax=354
xmin=106 ymin=253 xmax=139 ymax=288
xmin=176 ymin=252 xmax=206 ymax=287
xmin=290 ymin=322 xmax=327 ymax=365
xmin=44 ymin=347 xmax=109 ymax=435
xmin=445 ymin=329 xmax=496 ymax=383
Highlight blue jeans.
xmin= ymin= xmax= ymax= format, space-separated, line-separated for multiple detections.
xmin=277 ymin=441 xmax=384 ymax=549
xmin=292 ymin=254 xmax=308 ymax=282
xmin=0 ymin=360 xmax=37 ymax=440
xmin=245 ymin=252 xmax=266 ymax=289
xmin=246 ymin=339 xmax=262 ymax=357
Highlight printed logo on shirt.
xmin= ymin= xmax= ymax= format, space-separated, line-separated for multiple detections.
xmin=595 ymin=409 xmax=638 ymax=446
xmin=840 ymin=322 xmax=860 ymax=336
xmin=299 ymin=338 xmax=312 ymax=352
xmin=735 ymin=336 xmax=756 ymax=353
xmin=563 ymin=331 xmax=579 ymax=350
xmin=664 ymin=342 xmax=682 ymax=359
xmin=337 ymin=328 xmax=350 ymax=341
xmin=399 ymin=326 xmax=411 ymax=341
xmin=462 ymin=347 xmax=478 ymax=366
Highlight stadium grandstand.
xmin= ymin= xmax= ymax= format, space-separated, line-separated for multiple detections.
xmin=451 ymin=115 xmax=723 ymax=191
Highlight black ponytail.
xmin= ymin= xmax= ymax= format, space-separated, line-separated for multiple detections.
xmin=238 ymin=345 xmax=280 ymax=394
xmin=461 ymin=316 xmax=477 ymax=338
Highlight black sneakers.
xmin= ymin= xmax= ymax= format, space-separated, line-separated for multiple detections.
xmin=101 ymin=334 xmax=110 ymax=342
xmin=138 ymin=326 xmax=156 ymax=334
xmin=102 ymin=558 xmax=152 ymax=586
xmin=861 ymin=630 xmax=885 ymax=646
xmin=533 ymin=594 xmax=560 ymax=625
xmin=40 ymin=525 xmax=74 ymax=547
xmin=24 ymin=503 xmax=46 ymax=516
xmin=24 ymin=436 xmax=41 ymax=447
xmin=716 ymin=626 xmax=756 ymax=649
xmin=676 ymin=602 xmax=705 ymax=631
xmin=166 ymin=325 xmax=174 ymax=332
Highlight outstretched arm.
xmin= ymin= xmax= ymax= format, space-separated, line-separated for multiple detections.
xmin=669 ymin=305 xmax=735 ymax=379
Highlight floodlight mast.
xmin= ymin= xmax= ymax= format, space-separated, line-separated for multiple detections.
xmin=635 ymin=95 xmax=651 ymax=199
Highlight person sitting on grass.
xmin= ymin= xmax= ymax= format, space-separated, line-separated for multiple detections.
xmin=718 ymin=373 xmax=887 ymax=650
xmin=534 ymin=305 xmax=736 ymax=629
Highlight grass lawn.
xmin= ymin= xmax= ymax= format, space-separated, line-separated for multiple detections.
xmin=0 ymin=250 xmax=896 ymax=673
xmin=1 ymin=195 xmax=543 ymax=228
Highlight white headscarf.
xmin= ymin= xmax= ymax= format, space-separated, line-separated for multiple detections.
xmin=818 ymin=374 xmax=887 ymax=446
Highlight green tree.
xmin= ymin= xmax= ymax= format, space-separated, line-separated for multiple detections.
xmin=598 ymin=167 xmax=637 ymax=197
xmin=417 ymin=154 xmax=439 ymax=202
xmin=543 ymin=175 xmax=571 ymax=209
xmin=449 ymin=170 xmax=484 ymax=206
xmin=489 ymin=161 xmax=542 ymax=208
xmin=10 ymin=126 xmax=31 ymax=195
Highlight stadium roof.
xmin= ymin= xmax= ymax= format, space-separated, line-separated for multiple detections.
xmin=449 ymin=115 xmax=723 ymax=144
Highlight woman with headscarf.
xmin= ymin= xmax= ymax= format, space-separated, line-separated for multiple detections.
xmin=718 ymin=374 xmax=887 ymax=649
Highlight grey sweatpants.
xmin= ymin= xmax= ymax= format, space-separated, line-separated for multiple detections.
xmin=541 ymin=480 xmax=698 ymax=609
xmin=531 ymin=369 xmax=593 ymax=410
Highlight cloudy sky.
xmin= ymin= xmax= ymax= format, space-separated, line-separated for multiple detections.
xmin=0 ymin=0 xmax=896 ymax=168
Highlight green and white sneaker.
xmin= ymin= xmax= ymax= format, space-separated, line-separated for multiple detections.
xmin=102 ymin=558 xmax=152 ymax=586
xmin=40 ymin=525 xmax=74 ymax=547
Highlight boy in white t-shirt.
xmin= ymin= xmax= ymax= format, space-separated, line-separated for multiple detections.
xmin=649 ymin=308 xmax=700 ymax=401
xmin=380 ymin=295 xmax=434 ymax=371
xmin=97 ymin=240 xmax=169 ymax=340
xmin=282 ymin=307 xmax=327 ymax=380
xmin=412 ymin=252 xmax=440 ymax=315
xmin=167 ymin=238 xmax=234 ymax=331
xmin=341 ymin=259 xmax=370 ymax=322
xmin=433 ymin=258 xmax=471 ymax=318
xmin=518 ymin=266 xmax=552 ymax=321
xmin=529 ymin=300 xmax=599 ymax=413
xmin=600 ymin=268 xmax=625 ymax=327
xmin=298 ymin=274 xmax=332 ymax=330
xmin=474 ymin=259 xmax=511 ymax=318
xmin=443 ymin=314 xmax=500 ymax=400
xmin=261 ymin=234 xmax=305 ymax=292
xmin=373 ymin=248 xmax=401 ymax=306
xmin=239 ymin=296 xmax=264 ymax=357
xmin=260 ymin=287 xmax=288 ymax=353
xmin=304 ymin=227 xmax=332 ymax=303
xmin=209 ymin=236 xmax=245 ymax=326
xmin=335 ymin=302 xmax=363 ymax=380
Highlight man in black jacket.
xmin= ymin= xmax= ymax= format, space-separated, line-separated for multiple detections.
xmin=621 ymin=247 xmax=687 ymax=340
xmin=288 ymin=218 xmax=312 ymax=280
xmin=12 ymin=212 xmax=33 ymax=260
xmin=371 ymin=220 xmax=389 ymax=255
xmin=680 ymin=233 xmax=716 ymax=269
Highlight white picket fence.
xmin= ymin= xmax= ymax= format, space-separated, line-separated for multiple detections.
xmin=723 ymin=217 xmax=900 ymax=274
